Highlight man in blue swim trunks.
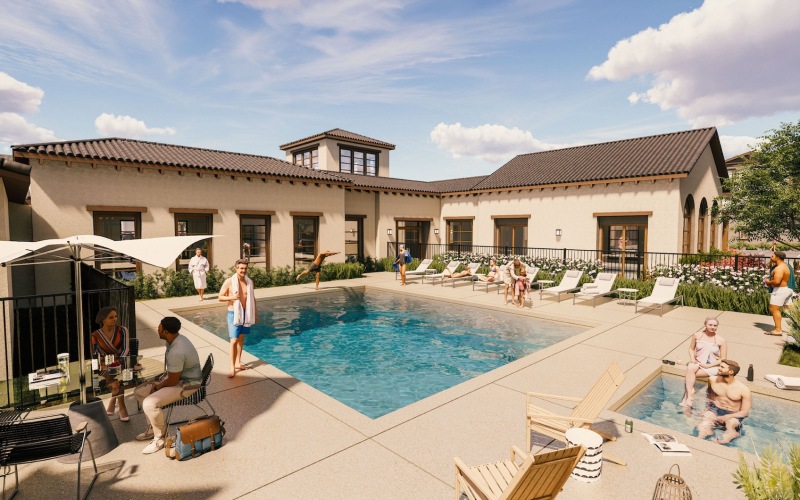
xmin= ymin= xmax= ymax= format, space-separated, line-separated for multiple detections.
xmin=219 ymin=259 xmax=257 ymax=378
xmin=697 ymin=359 xmax=752 ymax=444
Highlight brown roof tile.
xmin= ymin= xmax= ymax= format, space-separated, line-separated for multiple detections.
xmin=471 ymin=128 xmax=726 ymax=190
xmin=12 ymin=138 xmax=348 ymax=183
xmin=336 ymin=172 xmax=445 ymax=193
xmin=280 ymin=129 xmax=396 ymax=150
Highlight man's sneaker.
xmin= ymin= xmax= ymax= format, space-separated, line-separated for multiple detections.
xmin=142 ymin=438 xmax=165 ymax=454
xmin=136 ymin=426 xmax=154 ymax=441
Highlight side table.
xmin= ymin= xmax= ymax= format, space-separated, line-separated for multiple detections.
xmin=617 ymin=287 xmax=638 ymax=305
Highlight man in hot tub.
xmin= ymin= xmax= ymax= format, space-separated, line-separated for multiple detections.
xmin=697 ymin=359 xmax=752 ymax=444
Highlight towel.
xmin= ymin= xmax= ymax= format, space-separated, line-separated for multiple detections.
xmin=230 ymin=275 xmax=255 ymax=327
xmin=764 ymin=374 xmax=800 ymax=390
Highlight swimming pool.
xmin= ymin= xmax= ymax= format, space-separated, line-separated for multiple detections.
xmin=179 ymin=288 xmax=586 ymax=418
xmin=619 ymin=373 xmax=800 ymax=454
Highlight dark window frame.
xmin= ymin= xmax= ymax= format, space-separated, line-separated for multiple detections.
xmin=92 ymin=211 xmax=142 ymax=276
xmin=293 ymin=216 xmax=319 ymax=270
xmin=240 ymin=214 xmax=271 ymax=268
xmin=174 ymin=213 xmax=213 ymax=271
xmin=446 ymin=219 xmax=473 ymax=250
xmin=339 ymin=145 xmax=378 ymax=176
xmin=293 ymin=147 xmax=319 ymax=169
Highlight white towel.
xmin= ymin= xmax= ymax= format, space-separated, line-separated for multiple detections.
xmin=764 ymin=374 xmax=800 ymax=390
xmin=230 ymin=275 xmax=255 ymax=327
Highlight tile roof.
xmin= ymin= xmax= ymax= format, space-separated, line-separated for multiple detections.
xmin=280 ymin=128 xmax=396 ymax=150
xmin=12 ymin=138 xmax=348 ymax=183
xmin=471 ymin=127 xmax=726 ymax=191
xmin=336 ymin=172 xmax=444 ymax=193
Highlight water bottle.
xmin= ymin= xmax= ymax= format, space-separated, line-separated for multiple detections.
xmin=625 ymin=419 xmax=633 ymax=433
xmin=746 ymin=364 xmax=754 ymax=382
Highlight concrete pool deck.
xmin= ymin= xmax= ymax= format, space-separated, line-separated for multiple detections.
xmin=10 ymin=272 xmax=800 ymax=499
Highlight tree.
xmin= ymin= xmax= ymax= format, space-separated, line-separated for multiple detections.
xmin=715 ymin=120 xmax=800 ymax=248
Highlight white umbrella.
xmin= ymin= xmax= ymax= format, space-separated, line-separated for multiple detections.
xmin=0 ymin=234 xmax=215 ymax=404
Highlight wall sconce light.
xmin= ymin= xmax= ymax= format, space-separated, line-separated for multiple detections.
xmin=555 ymin=229 xmax=562 ymax=237
xmin=434 ymin=228 xmax=439 ymax=235
xmin=387 ymin=229 xmax=393 ymax=236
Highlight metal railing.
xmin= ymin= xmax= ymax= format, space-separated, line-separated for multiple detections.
xmin=0 ymin=263 xmax=135 ymax=408
xmin=387 ymin=242 xmax=798 ymax=280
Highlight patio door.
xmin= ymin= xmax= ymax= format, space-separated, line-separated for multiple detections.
xmin=396 ymin=220 xmax=427 ymax=260
xmin=494 ymin=218 xmax=528 ymax=255
xmin=598 ymin=216 xmax=648 ymax=278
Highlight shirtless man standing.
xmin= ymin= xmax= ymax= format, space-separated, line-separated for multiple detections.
xmin=764 ymin=250 xmax=795 ymax=336
xmin=296 ymin=250 xmax=339 ymax=290
xmin=219 ymin=259 xmax=257 ymax=378
xmin=697 ymin=360 xmax=752 ymax=444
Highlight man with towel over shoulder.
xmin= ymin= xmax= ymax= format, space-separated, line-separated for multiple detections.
xmin=219 ymin=259 xmax=257 ymax=378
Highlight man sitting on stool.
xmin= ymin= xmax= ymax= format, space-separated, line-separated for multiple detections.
xmin=134 ymin=317 xmax=202 ymax=454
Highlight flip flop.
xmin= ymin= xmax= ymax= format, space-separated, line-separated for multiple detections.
xmin=764 ymin=331 xmax=784 ymax=336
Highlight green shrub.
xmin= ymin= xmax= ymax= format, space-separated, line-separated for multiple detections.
xmin=733 ymin=443 xmax=800 ymax=499
xmin=785 ymin=302 xmax=800 ymax=345
xmin=678 ymin=248 xmax=733 ymax=265
xmin=129 ymin=272 xmax=159 ymax=300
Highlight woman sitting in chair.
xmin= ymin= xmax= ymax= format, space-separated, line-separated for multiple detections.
xmin=91 ymin=306 xmax=130 ymax=422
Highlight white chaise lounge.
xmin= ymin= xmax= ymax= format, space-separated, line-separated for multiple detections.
xmin=635 ymin=276 xmax=683 ymax=316
xmin=539 ymin=269 xmax=583 ymax=302
xmin=572 ymin=272 xmax=617 ymax=307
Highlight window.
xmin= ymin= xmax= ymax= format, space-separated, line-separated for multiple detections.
xmin=697 ymin=199 xmax=708 ymax=252
xmin=93 ymin=212 xmax=141 ymax=278
xmin=293 ymin=148 xmax=319 ymax=169
xmin=597 ymin=215 xmax=648 ymax=279
xmin=447 ymin=220 xmax=473 ymax=251
xmin=340 ymin=147 xmax=377 ymax=176
xmin=682 ymin=195 xmax=694 ymax=254
xmin=710 ymin=200 xmax=719 ymax=250
xmin=494 ymin=218 xmax=528 ymax=254
xmin=345 ymin=216 xmax=364 ymax=261
xmin=293 ymin=216 xmax=318 ymax=269
xmin=240 ymin=215 xmax=270 ymax=268
xmin=396 ymin=220 xmax=428 ymax=260
xmin=175 ymin=214 xmax=212 ymax=271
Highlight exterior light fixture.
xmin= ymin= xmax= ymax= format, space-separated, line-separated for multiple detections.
xmin=434 ymin=228 xmax=439 ymax=235
xmin=555 ymin=229 xmax=562 ymax=237
xmin=387 ymin=229 xmax=393 ymax=236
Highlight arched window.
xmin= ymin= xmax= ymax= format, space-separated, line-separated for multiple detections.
xmin=682 ymin=195 xmax=694 ymax=254
xmin=697 ymin=199 xmax=708 ymax=252
xmin=710 ymin=200 xmax=719 ymax=250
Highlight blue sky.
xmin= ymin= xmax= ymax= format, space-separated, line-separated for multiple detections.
xmin=1 ymin=0 xmax=798 ymax=180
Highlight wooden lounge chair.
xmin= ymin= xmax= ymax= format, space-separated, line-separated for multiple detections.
xmin=422 ymin=261 xmax=460 ymax=285
xmin=539 ymin=270 xmax=583 ymax=302
xmin=635 ymin=277 xmax=683 ymax=316
xmin=454 ymin=444 xmax=586 ymax=500
xmin=400 ymin=258 xmax=434 ymax=281
xmin=473 ymin=264 xmax=506 ymax=293
xmin=526 ymin=362 xmax=626 ymax=466
xmin=442 ymin=262 xmax=481 ymax=287
xmin=571 ymin=272 xmax=617 ymax=307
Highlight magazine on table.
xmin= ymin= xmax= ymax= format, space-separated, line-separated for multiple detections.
xmin=641 ymin=432 xmax=692 ymax=456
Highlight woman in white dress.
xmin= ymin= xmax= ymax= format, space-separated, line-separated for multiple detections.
xmin=188 ymin=247 xmax=210 ymax=300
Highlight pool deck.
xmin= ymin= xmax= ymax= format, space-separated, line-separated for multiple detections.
xmin=11 ymin=272 xmax=800 ymax=499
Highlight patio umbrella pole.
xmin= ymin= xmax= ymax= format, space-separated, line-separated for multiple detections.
xmin=72 ymin=244 xmax=88 ymax=405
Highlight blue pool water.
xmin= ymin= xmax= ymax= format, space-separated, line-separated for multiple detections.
xmin=179 ymin=289 xmax=586 ymax=418
xmin=620 ymin=374 xmax=800 ymax=453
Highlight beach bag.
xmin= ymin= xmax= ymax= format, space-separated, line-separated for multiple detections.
xmin=165 ymin=415 xmax=225 ymax=461
xmin=392 ymin=262 xmax=399 ymax=272
xmin=404 ymin=250 xmax=412 ymax=264
xmin=652 ymin=464 xmax=692 ymax=500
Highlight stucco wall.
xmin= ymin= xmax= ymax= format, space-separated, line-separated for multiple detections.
xmin=440 ymin=180 xmax=683 ymax=252
xmin=378 ymin=192 xmax=440 ymax=257
xmin=29 ymin=160 xmax=347 ymax=291
xmin=679 ymin=145 xmax=724 ymax=252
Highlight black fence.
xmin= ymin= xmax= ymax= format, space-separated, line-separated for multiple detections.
xmin=387 ymin=242 xmax=799 ymax=280
xmin=0 ymin=263 xmax=136 ymax=408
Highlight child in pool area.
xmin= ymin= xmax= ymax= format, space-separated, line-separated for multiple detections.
xmin=516 ymin=267 xmax=530 ymax=307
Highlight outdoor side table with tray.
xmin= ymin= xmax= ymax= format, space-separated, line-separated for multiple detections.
xmin=616 ymin=287 xmax=638 ymax=305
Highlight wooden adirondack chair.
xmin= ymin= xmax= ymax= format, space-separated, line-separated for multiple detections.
xmin=526 ymin=362 xmax=626 ymax=466
xmin=454 ymin=444 xmax=586 ymax=500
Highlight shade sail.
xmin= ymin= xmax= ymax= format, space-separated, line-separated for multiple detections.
xmin=0 ymin=234 xmax=216 ymax=268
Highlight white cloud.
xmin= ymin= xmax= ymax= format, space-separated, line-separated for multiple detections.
xmin=719 ymin=135 xmax=760 ymax=159
xmin=0 ymin=72 xmax=44 ymax=114
xmin=430 ymin=123 xmax=567 ymax=163
xmin=588 ymin=0 xmax=800 ymax=127
xmin=95 ymin=113 xmax=176 ymax=138
xmin=0 ymin=112 xmax=56 ymax=145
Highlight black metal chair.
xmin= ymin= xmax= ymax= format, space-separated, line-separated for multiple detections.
xmin=163 ymin=353 xmax=215 ymax=429
xmin=0 ymin=414 xmax=98 ymax=500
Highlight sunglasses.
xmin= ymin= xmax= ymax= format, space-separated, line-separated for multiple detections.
xmin=661 ymin=359 xmax=676 ymax=365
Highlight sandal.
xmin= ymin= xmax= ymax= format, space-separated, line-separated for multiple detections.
xmin=764 ymin=331 xmax=784 ymax=336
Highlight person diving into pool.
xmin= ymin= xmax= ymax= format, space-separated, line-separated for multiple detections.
xmin=296 ymin=250 xmax=339 ymax=290
xmin=696 ymin=359 xmax=751 ymax=445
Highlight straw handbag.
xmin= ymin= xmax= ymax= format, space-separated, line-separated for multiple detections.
xmin=652 ymin=464 xmax=692 ymax=500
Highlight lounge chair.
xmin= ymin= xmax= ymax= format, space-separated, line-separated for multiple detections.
xmin=422 ymin=261 xmax=460 ymax=285
xmin=441 ymin=262 xmax=481 ymax=287
xmin=539 ymin=269 xmax=583 ymax=302
xmin=572 ymin=272 xmax=617 ymax=307
xmin=402 ymin=258 xmax=434 ymax=281
xmin=526 ymin=362 xmax=626 ymax=466
xmin=473 ymin=264 xmax=506 ymax=292
xmin=454 ymin=444 xmax=586 ymax=500
xmin=635 ymin=277 xmax=683 ymax=316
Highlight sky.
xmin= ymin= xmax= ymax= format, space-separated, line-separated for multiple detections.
xmin=1 ymin=0 xmax=799 ymax=181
